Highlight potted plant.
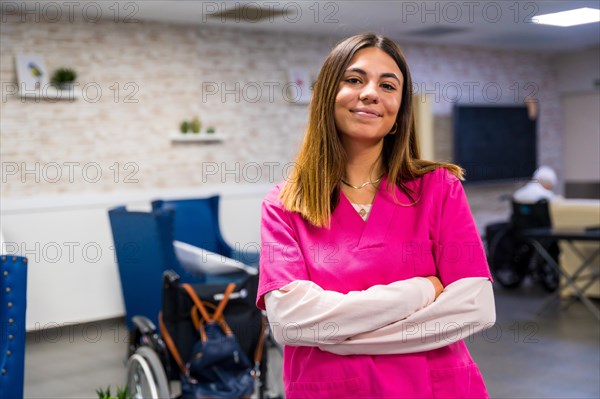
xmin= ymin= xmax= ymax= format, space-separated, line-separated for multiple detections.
xmin=206 ymin=126 xmax=216 ymax=134
xmin=96 ymin=385 xmax=132 ymax=399
xmin=180 ymin=120 xmax=190 ymax=134
xmin=51 ymin=67 xmax=77 ymax=90
xmin=191 ymin=116 xmax=201 ymax=134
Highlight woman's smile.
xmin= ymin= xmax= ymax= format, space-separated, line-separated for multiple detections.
xmin=350 ymin=107 xmax=382 ymax=118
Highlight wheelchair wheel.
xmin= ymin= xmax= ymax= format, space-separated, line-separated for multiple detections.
xmin=489 ymin=228 xmax=529 ymax=289
xmin=127 ymin=346 xmax=170 ymax=399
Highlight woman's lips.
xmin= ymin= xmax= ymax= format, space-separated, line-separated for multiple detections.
xmin=351 ymin=108 xmax=381 ymax=118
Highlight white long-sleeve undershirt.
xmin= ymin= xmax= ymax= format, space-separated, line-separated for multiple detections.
xmin=264 ymin=277 xmax=495 ymax=354
xmin=264 ymin=277 xmax=436 ymax=346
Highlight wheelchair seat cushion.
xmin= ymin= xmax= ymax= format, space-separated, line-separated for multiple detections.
xmin=173 ymin=240 xmax=257 ymax=276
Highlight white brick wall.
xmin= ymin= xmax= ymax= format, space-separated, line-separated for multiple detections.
xmin=1 ymin=16 xmax=562 ymax=199
xmin=0 ymin=16 xmax=568 ymax=326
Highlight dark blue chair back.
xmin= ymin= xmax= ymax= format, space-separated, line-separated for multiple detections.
xmin=152 ymin=196 xmax=259 ymax=267
xmin=152 ymin=196 xmax=231 ymax=256
xmin=108 ymin=206 xmax=201 ymax=330
xmin=0 ymin=255 xmax=28 ymax=399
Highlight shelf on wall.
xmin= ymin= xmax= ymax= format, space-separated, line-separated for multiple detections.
xmin=170 ymin=133 xmax=225 ymax=143
xmin=18 ymin=87 xmax=80 ymax=101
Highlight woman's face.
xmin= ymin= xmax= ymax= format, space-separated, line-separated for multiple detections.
xmin=334 ymin=47 xmax=403 ymax=145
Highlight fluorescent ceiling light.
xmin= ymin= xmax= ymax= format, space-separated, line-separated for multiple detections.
xmin=532 ymin=7 xmax=600 ymax=27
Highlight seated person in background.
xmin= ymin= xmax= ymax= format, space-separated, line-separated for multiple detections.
xmin=513 ymin=166 xmax=557 ymax=204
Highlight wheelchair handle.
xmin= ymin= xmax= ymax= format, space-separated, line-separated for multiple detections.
xmin=213 ymin=289 xmax=248 ymax=301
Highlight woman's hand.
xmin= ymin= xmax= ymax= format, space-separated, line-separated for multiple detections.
xmin=425 ymin=276 xmax=444 ymax=300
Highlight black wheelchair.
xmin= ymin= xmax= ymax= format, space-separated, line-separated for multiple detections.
xmin=125 ymin=270 xmax=283 ymax=399
xmin=486 ymin=199 xmax=560 ymax=292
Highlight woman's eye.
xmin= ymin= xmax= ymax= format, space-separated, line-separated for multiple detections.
xmin=381 ymin=83 xmax=396 ymax=90
xmin=346 ymin=77 xmax=361 ymax=84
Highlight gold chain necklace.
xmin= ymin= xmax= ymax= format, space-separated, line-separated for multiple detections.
xmin=343 ymin=189 xmax=375 ymax=219
xmin=340 ymin=174 xmax=384 ymax=190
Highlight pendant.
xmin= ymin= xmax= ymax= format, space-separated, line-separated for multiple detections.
xmin=359 ymin=208 xmax=367 ymax=217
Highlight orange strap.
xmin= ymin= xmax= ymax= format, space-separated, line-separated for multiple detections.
xmin=213 ymin=283 xmax=237 ymax=321
xmin=161 ymin=282 xmax=266 ymax=376
xmin=184 ymin=282 xmax=236 ymax=339
xmin=190 ymin=305 xmax=209 ymax=342
xmin=158 ymin=311 xmax=188 ymax=375
xmin=182 ymin=283 xmax=212 ymax=321
xmin=182 ymin=282 xmax=236 ymax=322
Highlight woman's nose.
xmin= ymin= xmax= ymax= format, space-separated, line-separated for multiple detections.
xmin=359 ymin=82 xmax=379 ymax=103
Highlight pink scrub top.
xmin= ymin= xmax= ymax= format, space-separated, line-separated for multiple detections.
xmin=257 ymin=168 xmax=492 ymax=399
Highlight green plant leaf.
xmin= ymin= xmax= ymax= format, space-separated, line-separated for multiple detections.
xmin=96 ymin=385 xmax=113 ymax=399
xmin=116 ymin=385 xmax=132 ymax=399
xmin=51 ymin=67 xmax=77 ymax=84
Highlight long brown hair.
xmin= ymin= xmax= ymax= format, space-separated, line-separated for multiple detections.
xmin=280 ymin=33 xmax=463 ymax=227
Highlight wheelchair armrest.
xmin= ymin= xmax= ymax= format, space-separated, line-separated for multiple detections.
xmin=132 ymin=315 xmax=157 ymax=335
xmin=163 ymin=269 xmax=181 ymax=285
xmin=129 ymin=315 xmax=173 ymax=377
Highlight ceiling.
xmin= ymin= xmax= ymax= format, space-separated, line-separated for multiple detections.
xmin=120 ymin=0 xmax=600 ymax=51
xmin=7 ymin=0 xmax=600 ymax=51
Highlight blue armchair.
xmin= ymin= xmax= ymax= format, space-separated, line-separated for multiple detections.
xmin=108 ymin=206 xmax=202 ymax=330
xmin=0 ymin=255 xmax=28 ymax=399
xmin=152 ymin=195 xmax=259 ymax=267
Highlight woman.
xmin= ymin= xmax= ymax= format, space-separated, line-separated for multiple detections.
xmin=257 ymin=33 xmax=496 ymax=399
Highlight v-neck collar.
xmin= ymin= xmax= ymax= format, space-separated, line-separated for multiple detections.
xmin=337 ymin=173 xmax=397 ymax=249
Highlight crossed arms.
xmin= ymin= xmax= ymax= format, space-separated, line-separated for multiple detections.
xmin=264 ymin=276 xmax=495 ymax=355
